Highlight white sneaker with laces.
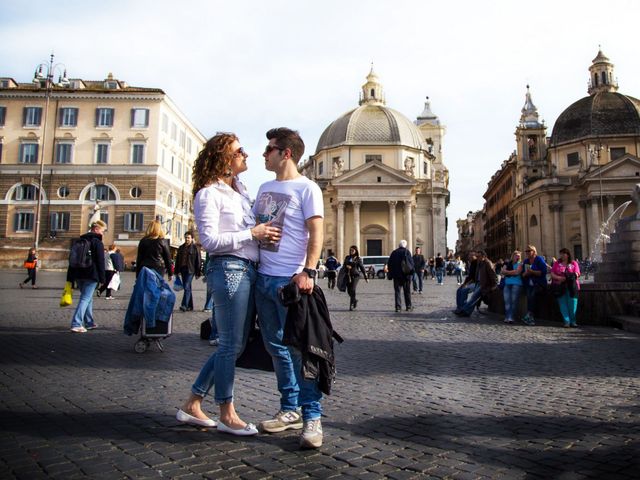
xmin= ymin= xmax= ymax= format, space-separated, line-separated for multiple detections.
xmin=300 ymin=419 xmax=323 ymax=449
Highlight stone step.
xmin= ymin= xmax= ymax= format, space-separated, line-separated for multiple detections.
xmin=595 ymin=271 xmax=640 ymax=282
xmin=608 ymin=315 xmax=640 ymax=334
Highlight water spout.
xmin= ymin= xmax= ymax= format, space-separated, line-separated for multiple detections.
xmin=591 ymin=200 xmax=632 ymax=263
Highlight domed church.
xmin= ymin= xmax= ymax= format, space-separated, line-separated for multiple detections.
xmin=300 ymin=67 xmax=450 ymax=261
xmin=511 ymin=50 xmax=640 ymax=260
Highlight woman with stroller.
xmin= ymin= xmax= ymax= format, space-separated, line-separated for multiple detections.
xmin=176 ymin=132 xmax=279 ymax=436
xmin=343 ymin=245 xmax=368 ymax=311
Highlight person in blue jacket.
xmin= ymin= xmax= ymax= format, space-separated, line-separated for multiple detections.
xmin=521 ymin=244 xmax=548 ymax=326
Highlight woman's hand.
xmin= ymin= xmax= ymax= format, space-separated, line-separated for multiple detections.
xmin=251 ymin=222 xmax=281 ymax=243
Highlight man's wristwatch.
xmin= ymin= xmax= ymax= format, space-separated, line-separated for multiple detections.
xmin=302 ymin=267 xmax=317 ymax=279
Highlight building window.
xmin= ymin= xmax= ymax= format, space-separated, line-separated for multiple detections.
xmin=124 ymin=212 xmax=144 ymax=232
xmin=423 ymin=161 xmax=428 ymax=175
xmin=161 ymin=113 xmax=168 ymax=133
xmin=186 ymin=137 xmax=192 ymax=154
xmin=318 ymin=161 xmax=324 ymax=175
xmin=0 ymin=106 xmax=6 ymax=126
xmin=88 ymin=184 xmax=116 ymax=201
xmin=365 ymin=154 xmax=382 ymax=163
xmin=131 ymin=143 xmax=145 ymax=164
xmin=567 ymin=152 xmax=580 ymax=167
xmin=176 ymin=222 xmax=182 ymax=239
xmin=50 ymin=212 xmax=70 ymax=231
xmin=19 ymin=143 xmax=39 ymax=163
xmin=23 ymin=107 xmax=42 ymax=127
xmin=130 ymin=108 xmax=149 ymax=128
xmin=58 ymin=186 xmax=70 ymax=198
xmin=14 ymin=184 xmax=38 ymax=200
xmin=95 ymin=143 xmax=110 ymax=164
xmin=170 ymin=122 xmax=177 ymax=141
xmin=529 ymin=215 xmax=538 ymax=227
xmin=96 ymin=108 xmax=114 ymax=127
xmin=610 ymin=147 xmax=626 ymax=160
xmin=55 ymin=143 xmax=73 ymax=164
xmin=14 ymin=212 xmax=34 ymax=232
xmin=130 ymin=186 xmax=142 ymax=198
xmin=58 ymin=107 xmax=78 ymax=127
xmin=179 ymin=130 xmax=186 ymax=148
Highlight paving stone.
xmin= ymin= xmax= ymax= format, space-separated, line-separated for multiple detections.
xmin=0 ymin=271 xmax=639 ymax=479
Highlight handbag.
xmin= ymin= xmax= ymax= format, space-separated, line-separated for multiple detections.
xmin=498 ymin=276 xmax=506 ymax=290
xmin=24 ymin=261 xmax=36 ymax=269
xmin=172 ymin=276 xmax=184 ymax=291
xmin=107 ymin=272 xmax=121 ymax=291
xmin=200 ymin=319 xmax=212 ymax=340
xmin=337 ymin=268 xmax=347 ymax=292
xmin=60 ymin=281 xmax=73 ymax=307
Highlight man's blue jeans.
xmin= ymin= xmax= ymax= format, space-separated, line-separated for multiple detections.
xmin=412 ymin=270 xmax=424 ymax=292
xmin=256 ymin=273 xmax=322 ymax=421
xmin=71 ymin=279 xmax=98 ymax=328
xmin=456 ymin=282 xmax=476 ymax=310
xmin=436 ymin=267 xmax=444 ymax=284
xmin=191 ymin=257 xmax=255 ymax=404
xmin=180 ymin=268 xmax=194 ymax=310
xmin=461 ymin=283 xmax=482 ymax=314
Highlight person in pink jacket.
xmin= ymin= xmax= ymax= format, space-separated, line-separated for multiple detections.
xmin=550 ymin=248 xmax=581 ymax=327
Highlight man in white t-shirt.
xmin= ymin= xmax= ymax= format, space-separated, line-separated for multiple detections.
xmin=254 ymin=127 xmax=325 ymax=449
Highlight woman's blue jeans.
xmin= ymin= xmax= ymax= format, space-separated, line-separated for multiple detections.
xmin=503 ymin=284 xmax=522 ymax=320
xmin=256 ymin=273 xmax=322 ymax=421
xmin=71 ymin=279 xmax=98 ymax=328
xmin=191 ymin=257 xmax=255 ymax=404
xmin=556 ymin=291 xmax=578 ymax=325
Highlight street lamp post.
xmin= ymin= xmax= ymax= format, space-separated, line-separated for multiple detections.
xmin=32 ymin=53 xmax=68 ymax=249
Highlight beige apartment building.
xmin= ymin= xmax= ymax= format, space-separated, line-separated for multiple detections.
xmin=0 ymin=65 xmax=205 ymax=268
xmin=300 ymin=68 xmax=450 ymax=261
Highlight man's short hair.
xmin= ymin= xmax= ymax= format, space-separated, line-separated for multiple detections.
xmin=185 ymin=231 xmax=194 ymax=238
xmin=477 ymin=250 xmax=487 ymax=257
xmin=266 ymin=127 xmax=305 ymax=162
xmin=91 ymin=220 xmax=107 ymax=230
xmin=399 ymin=239 xmax=408 ymax=248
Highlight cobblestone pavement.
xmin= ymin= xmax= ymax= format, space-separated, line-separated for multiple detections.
xmin=1 ymin=270 xmax=639 ymax=479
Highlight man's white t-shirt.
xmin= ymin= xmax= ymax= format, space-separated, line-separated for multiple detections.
xmin=253 ymin=176 xmax=323 ymax=277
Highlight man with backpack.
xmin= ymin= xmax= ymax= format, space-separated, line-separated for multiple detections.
xmin=387 ymin=240 xmax=414 ymax=312
xmin=67 ymin=220 xmax=107 ymax=333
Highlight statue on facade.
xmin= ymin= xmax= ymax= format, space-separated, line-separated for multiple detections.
xmin=404 ymin=157 xmax=414 ymax=176
xmin=333 ymin=157 xmax=344 ymax=177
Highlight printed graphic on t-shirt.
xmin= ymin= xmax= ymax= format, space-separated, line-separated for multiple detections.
xmin=255 ymin=191 xmax=290 ymax=252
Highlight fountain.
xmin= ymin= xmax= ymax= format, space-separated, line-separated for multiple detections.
xmin=579 ymin=184 xmax=640 ymax=330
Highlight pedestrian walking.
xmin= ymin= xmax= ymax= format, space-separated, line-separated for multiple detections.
xmin=342 ymin=245 xmax=368 ymax=311
xmin=412 ymin=246 xmax=426 ymax=293
xmin=175 ymin=231 xmax=202 ymax=312
xmin=253 ymin=127 xmax=326 ymax=449
xmin=387 ymin=240 xmax=414 ymax=312
xmin=324 ymin=250 xmax=340 ymax=290
xmin=19 ymin=247 xmax=38 ymax=289
xmin=435 ymin=252 xmax=445 ymax=285
xmin=67 ymin=221 xmax=106 ymax=333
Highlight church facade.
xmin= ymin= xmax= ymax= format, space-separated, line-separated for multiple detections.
xmin=500 ymin=50 xmax=640 ymax=262
xmin=299 ymin=68 xmax=450 ymax=261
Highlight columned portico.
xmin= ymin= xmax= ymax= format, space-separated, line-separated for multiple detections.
xmin=353 ymin=200 xmax=361 ymax=251
xmin=590 ymin=198 xmax=601 ymax=257
xmin=403 ymin=200 xmax=412 ymax=249
xmin=549 ymin=204 xmax=562 ymax=254
xmin=337 ymin=201 xmax=345 ymax=261
xmin=388 ymin=201 xmax=397 ymax=249
xmin=579 ymin=200 xmax=589 ymax=258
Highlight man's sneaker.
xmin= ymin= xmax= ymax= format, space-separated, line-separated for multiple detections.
xmin=86 ymin=324 xmax=98 ymax=330
xmin=70 ymin=326 xmax=87 ymax=333
xmin=259 ymin=410 xmax=303 ymax=433
xmin=299 ymin=419 xmax=323 ymax=449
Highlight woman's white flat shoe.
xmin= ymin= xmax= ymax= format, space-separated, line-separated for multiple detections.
xmin=176 ymin=409 xmax=217 ymax=428
xmin=217 ymin=421 xmax=258 ymax=436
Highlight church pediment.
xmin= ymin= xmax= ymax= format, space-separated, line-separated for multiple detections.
xmin=582 ymin=154 xmax=640 ymax=181
xmin=331 ymin=160 xmax=417 ymax=187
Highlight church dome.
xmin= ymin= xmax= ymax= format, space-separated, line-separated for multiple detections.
xmin=315 ymin=104 xmax=426 ymax=152
xmin=550 ymin=92 xmax=640 ymax=146
xmin=315 ymin=67 xmax=426 ymax=153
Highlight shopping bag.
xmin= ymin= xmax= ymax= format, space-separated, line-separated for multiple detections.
xmin=60 ymin=282 xmax=73 ymax=307
xmin=108 ymin=272 xmax=121 ymax=291
xmin=173 ymin=276 xmax=184 ymax=291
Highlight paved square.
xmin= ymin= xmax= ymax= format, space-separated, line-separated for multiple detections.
xmin=1 ymin=271 xmax=639 ymax=479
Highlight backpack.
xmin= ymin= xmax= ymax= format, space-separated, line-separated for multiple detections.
xmin=69 ymin=238 xmax=93 ymax=269
xmin=401 ymin=251 xmax=414 ymax=275
xmin=325 ymin=256 xmax=338 ymax=271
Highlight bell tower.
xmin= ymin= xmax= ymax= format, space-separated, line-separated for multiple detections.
xmin=514 ymin=85 xmax=548 ymax=193
xmin=588 ymin=48 xmax=618 ymax=95
xmin=359 ymin=64 xmax=385 ymax=106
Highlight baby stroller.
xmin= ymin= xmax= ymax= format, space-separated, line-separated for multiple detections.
xmin=124 ymin=267 xmax=176 ymax=353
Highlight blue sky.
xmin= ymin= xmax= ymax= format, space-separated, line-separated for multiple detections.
xmin=2 ymin=0 xmax=639 ymax=248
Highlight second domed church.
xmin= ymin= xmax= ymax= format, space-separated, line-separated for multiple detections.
xmin=300 ymin=68 xmax=450 ymax=261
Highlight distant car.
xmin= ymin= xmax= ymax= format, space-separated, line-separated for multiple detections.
xmin=361 ymin=256 xmax=390 ymax=279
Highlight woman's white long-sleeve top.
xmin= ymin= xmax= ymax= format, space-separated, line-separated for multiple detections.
xmin=193 ymin=179 xmax=258 ymax=262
